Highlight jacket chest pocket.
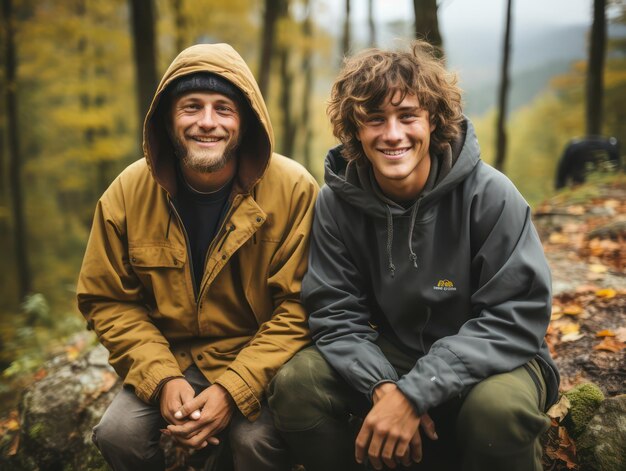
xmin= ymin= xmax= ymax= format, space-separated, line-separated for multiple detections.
xmin=129 ymin=245 xmax=191 ymax=315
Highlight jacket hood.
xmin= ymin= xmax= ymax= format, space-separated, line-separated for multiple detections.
xmin=324 ymin=118 xmax=481 ymax=217
xmin=143 ymin=43 xmax=274 ymax=196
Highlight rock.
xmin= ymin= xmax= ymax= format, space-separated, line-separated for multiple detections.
xmin=1 ymin=344 xmax=121 ymax=470
xmin=562 ymin=382 xmax=605 ymax=440
xmin=576 ymin=395 xmax=626 ymax=471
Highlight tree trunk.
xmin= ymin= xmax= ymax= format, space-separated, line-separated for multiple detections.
xmin=2 ymin=0 xmax=32 ymax=299
xmin=173 ymin=0 xmax=186 ymax=53
xmin=586 ymin=0 xmax=606 ymax=136
xmin=494 ymin=0 xmax=513 ymax=172
xmin=367 ymin=0 xmax=376 ymax=47
xmin=413 ymin=0 xmax=443 ymax=56
xmin=342 ymin=0 xmax=351 ymax=57
xmin=300 ymin=0 xmax=313 ymax=171
xmin=129 ymin=0 xmax=158 ymax=147
xmin=258 ymin=0 xmax=280 ymax=100
xmin=277 ymin=0 xmax=295 ymax=157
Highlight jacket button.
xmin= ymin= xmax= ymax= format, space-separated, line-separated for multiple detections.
xmin=131 ymin=257 xmax=136 ymax=262
xmin=256 ymin=217 xmax=262 ymax=223
xmin=173 ymin=260 xmax=178 ymax=265
xmin=197 ymin=354 xmax=202 ymax=360
xmin=222 ymin=254 xmax=227 ymax=260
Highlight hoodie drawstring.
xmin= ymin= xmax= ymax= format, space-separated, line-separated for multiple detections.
xmin=385 ymin=206 xmax=396 ymax=278
xmin=408 ymin=197 xmax=422 ymax=268
xmin=385 ymin=197 xmax=421 ymax=277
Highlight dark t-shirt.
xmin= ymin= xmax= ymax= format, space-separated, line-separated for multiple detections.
xmin=173 ymin=169 xmax=232 ymax=294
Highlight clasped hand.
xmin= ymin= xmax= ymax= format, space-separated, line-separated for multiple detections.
xmin=355 ymin=382 xmax=437 ymax=470
xmin=160 ymin=378 xmax=234 ymax=450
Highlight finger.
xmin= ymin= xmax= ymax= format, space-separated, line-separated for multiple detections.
xmin=380 ymin=434 xmax=398 ymax=469
xmin=355 ymin=423 xmax=372 ymax=464
xmin=394 ymin=436 xmax=411 ymax=467
xmin=399 ymin=446 xmax=412 ymax=467
xmin=367 ymin=431 xmax=385 ymax=470
xmin=409 ymin=432 xmax=423 ymax=463
xmin=420 ymin=413 xmax=438 ymax=441
xmin=175 ymin=395 xmax=205 ymax=420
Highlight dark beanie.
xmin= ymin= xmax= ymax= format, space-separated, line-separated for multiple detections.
xmin=166 ymin=72 xmax=246 ymax=107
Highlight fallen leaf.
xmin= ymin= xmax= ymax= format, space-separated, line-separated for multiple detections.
xmin=560 ymin=323 xmax=581 ymax=335
xmin=614 ymin=327 xmax=626 ymax=343
xmin=99 ymin=371 xmax=118 ymax=394
xmin=561 ymin=332 xmax=585 ymax=342
xmin=7 ymin=434 xmax=20 ymax=456
xmin=551 ymin=305 xmax=563 ymax=320
xmin=575 ymin=284 xmax=599 ymax=293
xmin=33 ymin=369 xmax=47 ymax=381
xmin=547 ymin=395 xmax=571 ymax=421
xmin=567 ymin=205 xmax=585 ymax=215
xmin=596 ymin=329 xmax=616 ymax=337
xmin=555 ymin=426 xmax=577 ymax=469
xmin=563 ymin=304 xmax=584 ymax=316
xmin=66 ymin=346 xmax=80 ymax=361
xmin=595 ymin=288 xmax=617 ymax=299
xmin=589 ymin=264 xmax=608 ymax=273
xmin=593 ymin=337 xmax=626 ymax=352
xmin=549 ymin=232 xmax=569 ymax=244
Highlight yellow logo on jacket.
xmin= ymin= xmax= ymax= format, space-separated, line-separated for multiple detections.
xmin=433 ymin=279 xmax=457 ymax=291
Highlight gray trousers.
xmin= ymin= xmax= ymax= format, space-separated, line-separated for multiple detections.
xmin=93 ymin=365 xmax=290 ymax=471
xmin=268 ymin=339 xmax=551 ymax=471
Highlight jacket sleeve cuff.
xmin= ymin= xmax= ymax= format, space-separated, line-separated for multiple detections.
xmin=134 ymin=365 xmax=184 ymax=404
xmin=215 ymin=369 xmax=261 ymax=421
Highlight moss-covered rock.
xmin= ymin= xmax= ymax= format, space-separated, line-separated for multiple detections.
xmin=562 ymin=382 xmax=605 ymax=440
xmin=576 ymin=395 xmax=626 ymax=471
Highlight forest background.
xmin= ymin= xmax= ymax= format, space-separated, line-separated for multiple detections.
xmin=0 ymin=0 xmax=625 ymax=407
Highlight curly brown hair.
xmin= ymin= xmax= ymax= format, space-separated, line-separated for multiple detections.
xmin=327 ymin=40 xmax=463 ymax=163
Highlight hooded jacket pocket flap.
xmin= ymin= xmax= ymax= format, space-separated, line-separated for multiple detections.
xmin=129 ymin=246 xmax=185 ymax=268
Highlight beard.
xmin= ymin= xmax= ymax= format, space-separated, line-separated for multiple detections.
xmin=173 ymin=134 xmax=241 ymax=173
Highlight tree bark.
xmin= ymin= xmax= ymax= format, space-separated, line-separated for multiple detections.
xmin=129 ymin=0 xmax=158 ymax=146
xmin=173 ymin=0 xmax=187 ymax=53
xmin=413 ymin=0 xmax=443 ymax=56
xmin=342 ymin=0 xmax=351 ymax=57
xmin=258 ymin=0 xmax=280 ymax=100
xmin=300 ymin=0 xmax=313 ymax=171
xmin=586 ymin=0 xmax=606 ymax=136
xmin=2 ymin=0 xmax=32 ymax=298
xmin=494 ymin=0 xmax=513 ymax=172
xmin=367 ymin=0 xmax=376 ymax=47
xmin=277 ymin=0 xmax=295 ymax=157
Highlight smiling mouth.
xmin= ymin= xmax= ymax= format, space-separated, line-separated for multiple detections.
xmin=191 ymin=136 xmax=224 ymax=143
xmin=379 ymin=147 xmax=410 ymax=157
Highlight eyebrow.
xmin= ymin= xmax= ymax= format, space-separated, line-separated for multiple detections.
xmin=368 ymin=105 xmax=421 ymax=113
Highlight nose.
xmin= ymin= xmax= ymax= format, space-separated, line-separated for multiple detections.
xmin=197 ymin=106 xmax=216 ymax=129
xmin=383 ymin=118 xmax=402 ymax=142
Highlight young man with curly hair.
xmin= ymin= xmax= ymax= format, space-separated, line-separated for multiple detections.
xmin=268 ymin=41 xmax=559 ymax=471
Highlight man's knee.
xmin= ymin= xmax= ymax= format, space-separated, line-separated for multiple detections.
xmin=268 ymin=346 xmax=339 ymax=431
xmin=93 ymin=403 xmax=162 ymax=465
xmin=457 ymin=371 xmax=550 ymax=452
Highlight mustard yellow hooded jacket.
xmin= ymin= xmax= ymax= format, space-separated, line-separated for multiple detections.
xmin=77 ymin=44 xmax=318 ymax=420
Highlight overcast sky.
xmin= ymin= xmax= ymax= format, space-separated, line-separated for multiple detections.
xmin=318 ymin=0 xmax=595 ymax=35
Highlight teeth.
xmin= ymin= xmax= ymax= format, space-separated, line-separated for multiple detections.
xmin=382 ymin=148 xmax=408 ymax=156
xmin=193 ymin=136 xmax=221 ymax=142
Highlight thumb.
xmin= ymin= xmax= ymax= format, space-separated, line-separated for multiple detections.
xmin=420 ymin=412 xmax=438 ymax=440
xmin=175 ymin=389 xmax=201 ymax=420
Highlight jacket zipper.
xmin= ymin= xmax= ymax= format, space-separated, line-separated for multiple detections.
xmin=167 ymin=199 xmax=199 ymax=302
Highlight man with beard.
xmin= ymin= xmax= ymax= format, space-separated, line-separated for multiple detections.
xmin=77 ymin=43 xmax=318 ymax=471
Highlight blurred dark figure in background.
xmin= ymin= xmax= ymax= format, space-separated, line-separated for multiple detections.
xmin=555 ymin=136 xmax=620 ymax=189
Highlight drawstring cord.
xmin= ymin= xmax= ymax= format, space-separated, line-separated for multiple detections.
xmin=385 ymin=206 xmax=395 ymax=278
xmin=408 ymin=197 xmax=421 ymax=268
xmin=385 ymin=196 xmax=422 ymax=277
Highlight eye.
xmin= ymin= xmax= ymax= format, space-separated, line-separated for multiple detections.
xmin=400 ymin=113 xmax=417 ymax=121
xmin=365 ymin=115 xmax=384 ymax=125
xmin=182 ymin=103 xmax=201 ymax=112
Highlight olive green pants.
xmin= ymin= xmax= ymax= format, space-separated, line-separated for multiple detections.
xmin=268 ymin=338 xmax=550 ymax=471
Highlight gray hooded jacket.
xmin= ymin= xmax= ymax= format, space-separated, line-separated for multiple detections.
xmin=302 ymin=119 xmax=559 ymax=415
